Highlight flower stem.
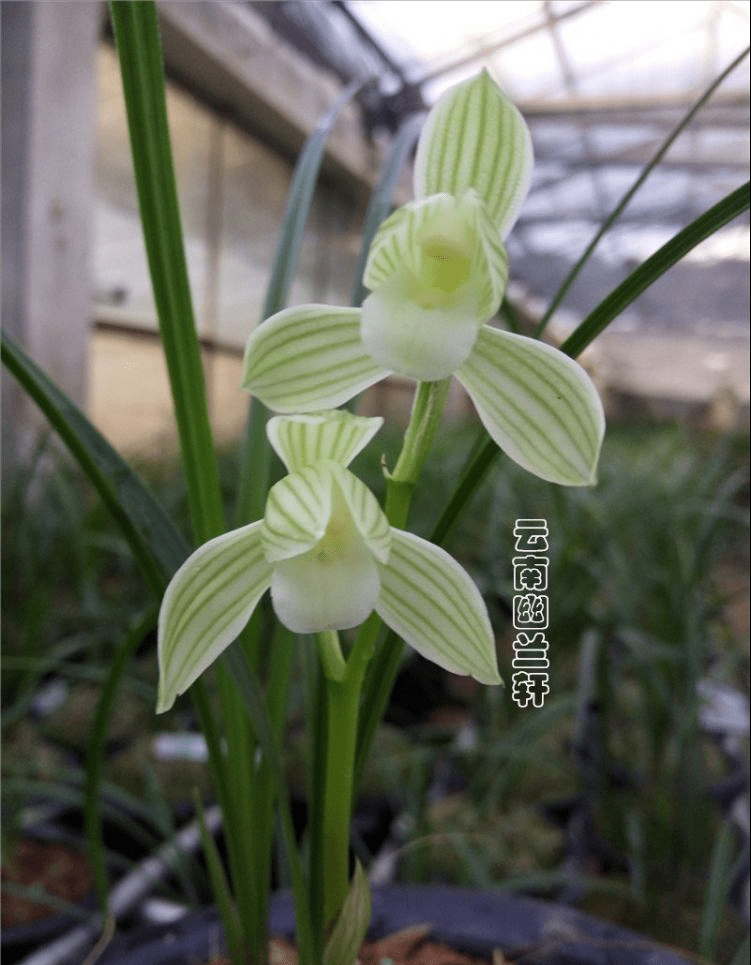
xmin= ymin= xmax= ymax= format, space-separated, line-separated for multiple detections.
xmin=316 ymin=629 xmax=346 ymax=682
xmin=321 ymin=627 xmax=372 ymax=927
xmin=385 ymin=378 xmax=450 ymax=529
xmin=320 ymin=380 xmax=451 ymax=928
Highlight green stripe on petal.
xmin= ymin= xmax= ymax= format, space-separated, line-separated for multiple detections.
xmin=363 ymin=194 xmax=460 ymax=291
xmin=329 ymin=463 xmax=391 ymax=564
xmin=261 ymin=463 xmax=334 ymax=563
xmin=413 ymin=70 xmax=533 ymax=240
xmin=456 ymin=326 xmax=605 ymax=486
xmin=376 ymin=529 xmax=501 ymax=685
xmin=364 ymin=191 xmax=508 ymax=325
xmin=241 ymin=305 xmax=389 ymax=413
xmin=267 ymin=411 xmax=383 ymax=473
xmin=157 ymin=521 xmax=272 ymax=713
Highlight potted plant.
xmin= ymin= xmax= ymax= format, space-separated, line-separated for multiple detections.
xmin=3 ymin=3 xmax=748 ymax=963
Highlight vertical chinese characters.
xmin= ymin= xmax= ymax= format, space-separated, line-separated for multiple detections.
xmin=511 ymin=519 xmax=550 ymax=709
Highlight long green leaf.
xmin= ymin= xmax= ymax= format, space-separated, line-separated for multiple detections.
xmin=1 ymin=331 xmax=181 ymax=591
xmin=195 ymin=794 xmax=246 ymax=965
xmin=234 ymin=78 xmax=368 ymax=528
xmin=222 ymin=644 xmax=316 ymax=963
xmin=85 ymin=607 xmax=158 ymax=915
xmin=264 ymin=78 xmax=369 ymax=321
xmin=109 ymin=2 xmax=224 ymax=544
xmin=699 ymin=820 xmax=738 ymax=959
xmin=350 ymin=113 xmax=424 ymax=308
xmin=536 ymin=45 xmax=750 ymax=335
xmin=109 ymin=8 xmax=274 ymax=955
xmin=1 ymin=342 xmax=309 ymax=964
xmin=561 ymin=181 xmax=749 ymax=358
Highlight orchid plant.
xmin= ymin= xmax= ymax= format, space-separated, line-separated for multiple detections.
xmin=4 ymin=5 xmax=746 ymax=963
xmin=157 ymin=68 xmax=604 ymax=954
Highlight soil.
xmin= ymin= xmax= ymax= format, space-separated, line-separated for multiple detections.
xmin=201 ymin=926 xmax=495 ymax=964
xmin=1 ymin=838 xmax=94 ymax=928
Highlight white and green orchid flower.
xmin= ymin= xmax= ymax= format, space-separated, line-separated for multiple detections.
xmin=157 ymin=411 xmax=500 ymax=713
xmin=241 ymin=69 xmax=604 ymax=487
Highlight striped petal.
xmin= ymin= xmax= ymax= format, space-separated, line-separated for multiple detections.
xmin=267 ymin=411 xmax=383 ymax=473
xmin=270 ymin=477 xmax=381 ymax=634
xmin=363 ymin=191 xmax=508 ymax=324
xmin=261 ymin=463 xmax=334 ymax=563
xmin=376 ymin=529 xmax=501 ymax=685
xmin=157 ymin=522 xmax=272 ymax=713
xmin=363 ymin=194 xmax=466 ymax=292
xmin=414 ymin=69 xmax=533 ymax=239
xmin=329 ymin=463 xmax=391 ymax=564
xmin=241 ymin=306 xmax=389 ymax=413
xmin=456 ymin=326 xmax=605 ymax=486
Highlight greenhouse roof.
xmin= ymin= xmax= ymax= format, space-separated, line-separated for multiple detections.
xmin=252 ymin=0 xmax=750 ymax=334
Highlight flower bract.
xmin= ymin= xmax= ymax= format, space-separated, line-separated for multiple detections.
xmin=241 ymin=69 xmax=604 ymax=487
xmin=157 ymin=412 xmax=500 ymax=713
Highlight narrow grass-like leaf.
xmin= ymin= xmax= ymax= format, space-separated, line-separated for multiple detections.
xmin=109 ymin=2 xmax=223 ymax=544
xmin=376 ymin=530 xmax=500 ymax=685
xmin=85 ymin=607 xmax=157 ymax=915
xmin=1 ymin=331 xmax=182 ymax=590
xmin=263 ymin=78 xmax=368 ymax=320
xmin=457 ymin=326 xmax=604 ymax=486
xmin=195 ymin=793 xmax=246 ymax=965
xmin=414 ymin=69 xmax=533 ymax=238
xmin=222 ymin=643 xmax=316 ymax=964
xmin=267 ymin=412 xmax=383 ymax=473
xmin=2 ymin=336 xmax=302 ymax=962
xmin=561 ymin=181 xmax=750 ymax=359
xmin=241 ymin=305 xmax=388 ymax=412
xmin=235 ymin=79 xmax=368 ymax=528
xmin=699 ymin=820 xmax=738 ymax=960
xmin=323 ymin=861 xmax=372 ymax=965
xmin=351 ymin=113 xmax=424 ymax=308
xmin=536 ymin=46 xmax=750 ymax=336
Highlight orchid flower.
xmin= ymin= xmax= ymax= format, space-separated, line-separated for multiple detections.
xmin=240 ymin=70 xmax=604 ymax=487
xmin=157 ymin=411 xmax=500 ymax=713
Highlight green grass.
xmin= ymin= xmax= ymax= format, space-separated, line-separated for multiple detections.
xmin=2 ymin=420 xmax=749 ymax=960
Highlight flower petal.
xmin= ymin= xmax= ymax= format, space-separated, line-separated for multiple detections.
xmin=361 ymin=278 xmax=482 ymax=381
xmin=261 ymin=463 xmax=334 ymax=563
xmin=267 ymin=411 xmax=383 ymax=473
xmin=413 ymin=69 xmax=533 ymax=239
xmin=363 ymin=194 xmax=464 ymax=292
xmin=376 ymin=529 xmax=501 ymax=685
xmin=456 ymin=326 xmax=605 ymax=486
xmin=271 ymin=488 xmax=381 ymax=634
xmin=364 ymin=191 xmax=508 ymax=325
xmin=329 ymin=463 xmax=391 ymax=564
xmin=241 ymin=306 xmax=389 ymax=413
xmin=157 ymin=521 xmax=272 ymax=713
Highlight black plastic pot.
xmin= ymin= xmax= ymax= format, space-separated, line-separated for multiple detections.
xmin=98 ymin=885 xmax=694 ymax=965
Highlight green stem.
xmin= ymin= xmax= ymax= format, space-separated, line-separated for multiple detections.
xmin=321 ymin=631 xmax=372 ymax=927
xmin=316 ymin=629 xmax=346 ymax=682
